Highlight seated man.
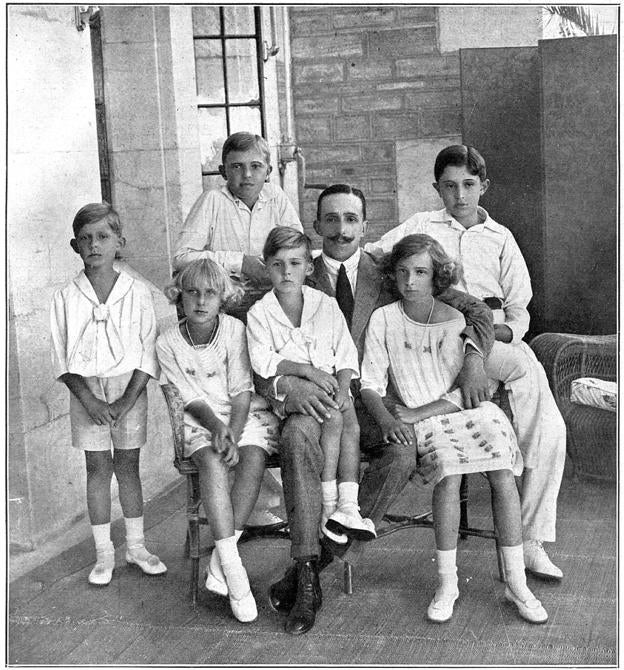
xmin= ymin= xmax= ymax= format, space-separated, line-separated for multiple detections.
xmin=256 ymin=184 xmax=495 ymax=635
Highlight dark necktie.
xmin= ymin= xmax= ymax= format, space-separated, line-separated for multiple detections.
xmin=336 ymin=263 xmax=354 ymax=328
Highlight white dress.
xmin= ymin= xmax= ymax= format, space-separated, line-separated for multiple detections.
xmin=361 ymin=301 xmax=522 ymax=486
xmin=156 ymin=314 xmax=279 ymax=458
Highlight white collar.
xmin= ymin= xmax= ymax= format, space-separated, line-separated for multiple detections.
xmin=263 ymin=285 xmax=324 ymax=328
xmin=321 ymin=247 xmax=361 ymax=275
xmin=74 ymin=269 xmax=133 ymax=306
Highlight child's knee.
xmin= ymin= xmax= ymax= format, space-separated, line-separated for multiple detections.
xmin=435 ymin=475 xmax=462 ymax=495
xmin=487 ymin=468 xmax=515 ymax=489
xmin=85 ymin=451 xmax=114 ymax=478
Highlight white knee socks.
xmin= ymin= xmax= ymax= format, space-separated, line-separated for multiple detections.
xmin=435 ymin=548 xmax=459 ymax=597
xmin=216 ymin=533 xmax=249 ymax=599
xmin=210 ymin=529 xmax=243 ymax=585
xmin=501 ymin=544 xmax=534 ymax=601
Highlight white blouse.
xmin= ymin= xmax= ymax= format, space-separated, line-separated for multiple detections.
xmin=246 ymin=285 xmax=359 ymax=380
xmin=50 ymin=270 xmax=159 ymax=379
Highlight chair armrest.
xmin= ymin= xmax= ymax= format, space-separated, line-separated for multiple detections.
xmin=160 ymin=383 xmax=187 ymax=469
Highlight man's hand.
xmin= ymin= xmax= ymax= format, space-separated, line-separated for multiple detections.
xmin=83 ymin=397 xmax=115 ymax=426
xmin=455 ymin=353 xmax=490 ymax=409
xmin=241 ymin=255 xmax=271 ymax=286
xmin=303 ymin=368 xmax=339 ymax=396
xmin=283 ymin=377 xmax=339 ymax=423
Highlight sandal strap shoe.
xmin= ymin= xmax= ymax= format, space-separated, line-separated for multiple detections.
xmin=427 ymin=590 xmax=459 ymax=623
xmin=126 ymin=550 xmax=167 ymax=575
xmin=205 ymin=564 xmax=229 ymax=597
xmin=504 ymin=586 xmax=548 ymax=624
xmin=229 ymin=589 xmax=258 ymax=623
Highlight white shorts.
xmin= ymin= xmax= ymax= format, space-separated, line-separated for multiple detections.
xmin=70 ymin=373 xmax=147 ymax=451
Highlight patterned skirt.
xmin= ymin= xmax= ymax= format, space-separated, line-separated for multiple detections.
xmin=414 ymin=401 xmax=523 ymax=486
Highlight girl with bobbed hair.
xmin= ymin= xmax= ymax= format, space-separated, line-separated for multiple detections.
xmin=361 ymin=234 xmax=549 ymax=626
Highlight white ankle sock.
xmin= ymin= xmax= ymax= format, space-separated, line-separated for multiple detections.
xmin=321 ymin=480 xmax=338 ymax=518
xmin=91 ymin=523 xmax=114 ymax=565
xmin=435 ymin=548 xmax=458 ymax=597
xmin=124 ymin=515 xmax=145 ymax=550
xmin=502 ymin=544 xmax=535 ymax=601
xmin=210 ymin=529 xmax=244 ymax=580
xmin=338 ymin=481 xmax=359 ymax=508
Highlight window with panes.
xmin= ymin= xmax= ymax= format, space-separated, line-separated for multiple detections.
xmin=192 ymin=6 xmax=266 ymax=191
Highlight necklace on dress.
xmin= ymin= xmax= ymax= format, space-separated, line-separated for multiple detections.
xmin=403 ymin=296 xmax=435 ymax=350
xmin=185 ymin=317 xmax=218 ymax=348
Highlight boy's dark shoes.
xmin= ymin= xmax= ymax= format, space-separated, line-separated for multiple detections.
xmin=284 ymin=559 xmax=322 ymax=635
xmin=269 ymin=543 xmax=334 ymax=615
xmin=268 ymin=563 xmax=297 ymax=615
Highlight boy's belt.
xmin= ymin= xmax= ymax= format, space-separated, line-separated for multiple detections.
xmin=483 ymin=296 xmax=503 ymax=310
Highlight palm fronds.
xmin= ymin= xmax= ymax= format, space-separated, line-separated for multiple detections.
xmin=544 ymin=5 xmax=611 ymax=37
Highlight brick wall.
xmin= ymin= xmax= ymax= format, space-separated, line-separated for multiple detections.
xmin=289 ymin=6 xmax=462 ymax=244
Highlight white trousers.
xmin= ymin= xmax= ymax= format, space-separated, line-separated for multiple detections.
xmin=485 ymin=340 xmax=567 ymax=542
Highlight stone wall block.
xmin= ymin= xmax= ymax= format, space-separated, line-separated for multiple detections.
xmin=372 ymin=113 xmax=420 ymax=139
xmin=291 ymin=33 xmax=363 ymax=60
xmin=335 ymin=114 xmax=370 ymax=141
xmin=419 ymin=108 xmax=463 ymax=137
xmin=297 ymin=116 xmax=333 ymax=144
xmin=367 ymin=27 xmax=437 ymax=58
xmin=332 ymin=7 xmax=397 ymax=29
xmin=295 ymin=97 xmax=340 ymax=115
xmin=395 ymin=6 xmax=437 ymax=24
xmin=360 ymin=142 xmax=395 ymax=164
xmin=295 ymin=62 xmax=344 ymax=84
xmin=289 ymin=11 xmax=332 ymax=37
xmin=304 ymin=144 xmax=361 ymax=166
xmin=342 ymin=94 xmax=402 ymax=113
xmin=405 ymin=90 xmax=462 ymax=109
xmin=347 ymin=59 xmax=393 ymax=81
xmin=396 ymin=55 xmax=461 ymax=79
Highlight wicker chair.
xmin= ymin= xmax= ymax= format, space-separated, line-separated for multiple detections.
xmin=529 ymin=333 xmax=617 ymax=481
xmin=160 ymin=383 xmax=288 ymax=605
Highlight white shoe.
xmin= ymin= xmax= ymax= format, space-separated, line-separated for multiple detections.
xmin=427 ymin=590 xmax=459 ymax=623
xmin=222 ymin=561 xmax=258 ymax=623
xmin=523 ymin=540 xmax=563 ymax=581
xmin=320 ymin=509 xmax=348 ymax=544
xmin=205 ymin=560 xmax=229 ymax=597
xmin=88 ymin=551 xmax=115 ymax=586
xmin=325 ymin=505 xmax=377 ymax=541
xmin=245 ymin=510 xmax=285 ymax=527
xmin=504 ymin=585 xmax=548 ymax=624
xmin=126 ymin=546 xmax=167 ymax=575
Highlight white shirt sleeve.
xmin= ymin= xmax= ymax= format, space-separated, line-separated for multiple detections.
xmin=137 ymin=285 xmax=160 ymax=378
xmin=225 ymin=319 xmax=254 ymax=397
xmin=359 ymin=309 xmax=390 ymax=397
xmin=155 ymin=333 xmax=204 ymax=407
xmin=50 ymin=289 xmax=69 ymax=379
xmin=499 ymin=230 xmax=532 ymax=342
xmin=173 ymin=190 xmax=245 ymax=275
xmin=246 ymin=302 xmax=287 ymax=379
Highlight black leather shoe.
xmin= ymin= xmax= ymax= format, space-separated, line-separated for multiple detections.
xmin=284 ymin=560 xmax=322 ymax=635
xmin=268 ymin=563 xmax=298 ymax=615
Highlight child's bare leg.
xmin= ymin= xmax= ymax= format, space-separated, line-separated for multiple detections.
xmin=427 ymin=475 xmax=462 ymax=622
xmin=487 ymin=469 xmax=545 ymax=618
xmin=324 ymin=407 xmax=376 ymax=542
xmin=337 ymin=405 xmax=361 ymax=483
xmin=113 ymin=448 xmax=143 ymax=518
xmin=193 ymin=446 xmax=257 ymax=621
xmin=114 ymin=448 xmax=167 ymax=574
xmin=85 ymin=451 xmax=115 ymax=584
xmin=192 ymin=446 xmax=234 ymax=540
xmin=320 ymin=408 xmax=342 ymax=481
xmin=85 ymin=451 xmax=114 ymax=525
xmin=230 ymin=445 xmax=266 ymax=529
xmin=432 ymin=475 xmax=462 ymax=550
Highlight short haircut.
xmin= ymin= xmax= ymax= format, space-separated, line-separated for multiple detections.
xmin=384 ymin=234 xmax=462 ymax=296
xmin=434 ymin=145 xmax=487 ymax=182
xmin=72 ymin=202 xmax=122 ymax=238
xmin=316 ymin=183 xmax=367 ymax=221
xmin=262 ymin=227 xmax=312 ymax=262
xmin=164 ymin=258 xmax=244 ymax=309
xmin=221 ymin=132 xmax=271 ymax=165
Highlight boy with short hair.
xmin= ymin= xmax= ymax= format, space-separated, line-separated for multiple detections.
xmin=365 ymin=144 xmax=567 ymax=581
xmin=247 ymin=228 xmax=376 ymax=546
xmin=174 ymin=131 xmax=302 ymax=298
xmin=175 ymin=131 xmax=302 ymax=527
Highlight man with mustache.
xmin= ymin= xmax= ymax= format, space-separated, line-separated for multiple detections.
xmin=258 ymin=184 xmax=495 ymax=635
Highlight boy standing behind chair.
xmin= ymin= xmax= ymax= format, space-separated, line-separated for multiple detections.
xmin=365 ymin=145 xmax=567 ymax=581
xmin=174 ymin=131 xmax=302 ymax=528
